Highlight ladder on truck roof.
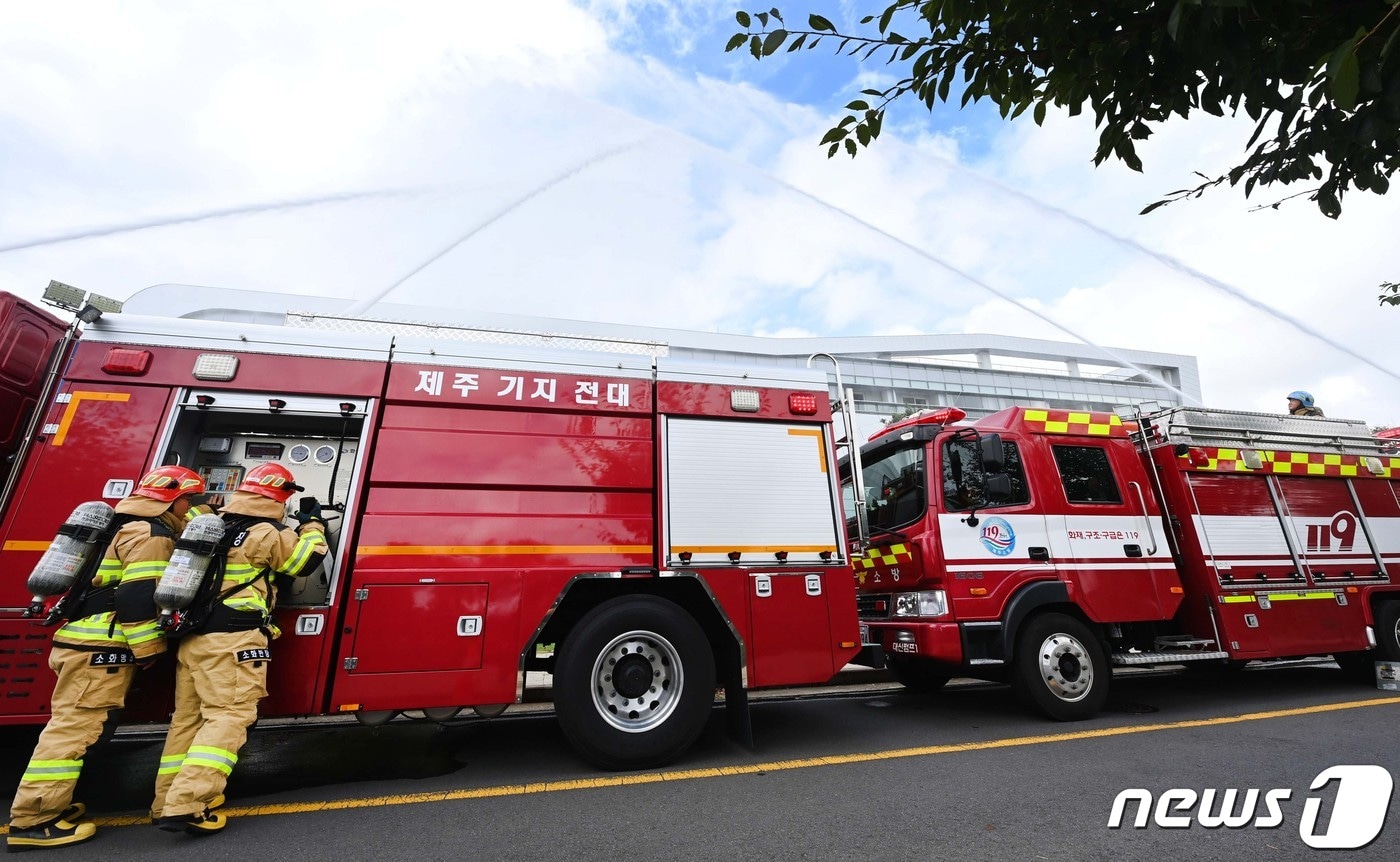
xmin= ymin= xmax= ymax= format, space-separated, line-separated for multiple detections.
xmin=1139 ymin=406 xmax=1391 ymax=458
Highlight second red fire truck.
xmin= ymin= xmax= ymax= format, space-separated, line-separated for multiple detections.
xmin=0 ymin=284 xmax=860 ymax=769
xmin=846 ymin=402 xmax=1400 ymax=719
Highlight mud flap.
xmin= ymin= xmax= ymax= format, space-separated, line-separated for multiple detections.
xmin=722 ymin=664 xmax=752 ymax=749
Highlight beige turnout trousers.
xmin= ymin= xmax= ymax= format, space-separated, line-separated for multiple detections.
xmin=151 ymin=630 xmax=268 ymax=819
xmin=9 ymin=647 xmax=134 ymax=828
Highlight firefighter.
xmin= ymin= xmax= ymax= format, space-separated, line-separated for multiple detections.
xmin=1287 ymin=390 xmax=1325 ymax=417
xmin=6 ymin=465 xmax=206 ymax=852
xmin=151 ymin=463 xmax=327 ymax=836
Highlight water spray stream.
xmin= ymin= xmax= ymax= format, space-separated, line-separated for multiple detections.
xmin=0 ymin=188 xmax=430 ymax=255
xmin=550 ymin=100 xmax=1199 ymax=403
xmin=768 ymin=173 xmax=1200 ymax=404
xmin=343 ymin=139 xmax=650 ymax=317
xmin=638 ymin=128 xmax=1196 ymax=403
xmin=573 ymin=95 xmax=1387 ymax=398
xmin=935 ymin=164 xmax=1400 ymax=386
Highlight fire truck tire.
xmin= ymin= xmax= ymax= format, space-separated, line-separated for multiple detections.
xmin=888 ymin=658 xmax=951 ymax=693
xmin=1011 ymin=612 xmax=1108 ymax=721
xmin=555 ymin=596 xmax=716 ymax=771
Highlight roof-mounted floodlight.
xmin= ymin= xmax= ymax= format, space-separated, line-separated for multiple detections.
xmin=42 ymin=280 xmax=87 ymax=313
xmin=40 ymin=281 xmax=124 ymax=319
xmin=86 ymin=293 xmax=124 ymax=315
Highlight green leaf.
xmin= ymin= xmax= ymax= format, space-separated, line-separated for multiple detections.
xmin=1033 ymin=99 xmax=1047 ymax=125
xmin=1330 ymin=52 xmax=1360 ymax=111
xmin=1317 ymin=186 xmax=1341 ymax=218
xmin=769 ymin=7 xmax=782 ymax=23
xmin=845 ymin=99 xmax=869 ymax=111
xmin=749 ymin=34 xmax=762 ymax=59
xmin=845 ymin=138 xmax=858 ymax=157
xmin=827 ymin=142 xmax=840 ymax=158
xmin=762 ymin=29 xmax=787 ymax=56
xmin=1326 ymin=33 xmax=1362 ymax=109
xmin=725 ymin=33 xmax=747 ymax=52
xmin=736 ymin=10 xmax=751 ymax=28
xmin=856 ymin=124 xmax=871 ymax=145
xmin=879 ymin=3 xmax=896 ymax=33
xmin=787 ymin=33 xmax=806 ymax=51
xmin=1140 ymin=199 xmax=1171 ymax=215
xmin=757 ymin=11 xmax=769 ymax=27
xmin=1166 ymin=0 xmax=1184 ymax=41
xmin=820 ymin=126 xmax=850 ymax=144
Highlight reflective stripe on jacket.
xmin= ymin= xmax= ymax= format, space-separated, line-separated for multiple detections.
xmin=219 ymin=521 xmax=327 ymax=617
xmin=53 ymin=510 xmax=183 ymax=659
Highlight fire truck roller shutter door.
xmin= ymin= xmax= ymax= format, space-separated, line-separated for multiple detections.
xmin=553 ymin=595 xmax=715 ymax=771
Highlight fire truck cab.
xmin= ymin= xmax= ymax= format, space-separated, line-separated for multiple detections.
xmin=845 ymin=404 xmax=1400 ymax=720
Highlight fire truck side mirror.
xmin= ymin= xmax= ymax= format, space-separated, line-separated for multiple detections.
xmin=979 ymin=433 xmax=1005 ymax=473
xmin=984 ymin=473 xmax=1013 ymax=503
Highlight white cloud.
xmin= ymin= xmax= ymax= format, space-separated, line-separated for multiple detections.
xmin=2 ymin=0 xmax=1397 ymax=429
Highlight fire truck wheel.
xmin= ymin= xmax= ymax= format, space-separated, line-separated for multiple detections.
xmin=1012 ymin=612 xmax=1108 ymax=721
xmin=555 ymin=596 xmax=716 ymax=771
xmin=887 ymin=658 xmax=951 ymax=693
xmin=1375 ymin=602 xmax=1400 ymax=660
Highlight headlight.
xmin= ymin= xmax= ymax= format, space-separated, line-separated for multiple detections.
xmin=891 ymin=590 xmax=948 ymax=618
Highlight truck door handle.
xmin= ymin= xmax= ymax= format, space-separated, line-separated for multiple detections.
xmin=1028 ymin=547 xmax=1050 ymax=561
xmin=1124 ymin=544 xmax=1143 ymax=558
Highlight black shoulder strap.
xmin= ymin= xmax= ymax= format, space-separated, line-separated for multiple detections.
xmin=47 ymin=513 xmax=158 ymax=625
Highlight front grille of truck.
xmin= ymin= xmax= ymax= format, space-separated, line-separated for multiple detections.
xmin=856 ymin=594 xmax=891 ymax=620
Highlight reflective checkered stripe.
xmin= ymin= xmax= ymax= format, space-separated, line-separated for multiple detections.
xmin=1020 ymin=409 xmax=1126 ymax=437
xmin=184 ymin=745 xmax=238 ymax=775
xmin=1180 ymin=447 xmax=1400 ymax=478
xmin=855 ymin=544 xmax=913 ymax=570
xmin=21 ymin=758 xmax=82 ymax=782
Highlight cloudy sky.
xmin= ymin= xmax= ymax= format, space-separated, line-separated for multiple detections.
xmin=2 ymin=1 xmax=1397 ymax=426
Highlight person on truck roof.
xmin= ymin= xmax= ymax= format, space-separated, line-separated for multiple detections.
xmin=1287 ymin=391 xmax=1324 ymax=417
xmin=7 ymin=466 xmax=205 ymax=853
xmin=151 ymin=463 xmax=327 ymax=837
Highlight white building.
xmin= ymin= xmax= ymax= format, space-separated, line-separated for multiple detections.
xmin=122 ymin=284 xmax=1201 ymax=437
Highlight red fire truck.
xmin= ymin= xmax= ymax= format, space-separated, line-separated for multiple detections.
xmin=0 ymin=286 xmax=861 ymax=770
xmin=845 ymin=403 xmax=1400 ymax=719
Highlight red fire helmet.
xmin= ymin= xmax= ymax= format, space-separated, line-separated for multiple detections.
xmin=135 ymin=465 xmax=206 ymax=503
xmin=237 ymin=463 xmax=304 ymax=503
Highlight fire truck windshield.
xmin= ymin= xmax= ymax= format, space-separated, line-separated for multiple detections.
xmin=844 ymin=443 xmax=928 ymax=534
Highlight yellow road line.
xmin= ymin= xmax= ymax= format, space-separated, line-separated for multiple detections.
xmin=14 ymin=695 xmax=1400 ymax=832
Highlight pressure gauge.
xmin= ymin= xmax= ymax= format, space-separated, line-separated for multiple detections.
xmin=289 ymin=445 xmax=310 ymax=464
xmin=315 ymin=445 xmax=336 ymax=464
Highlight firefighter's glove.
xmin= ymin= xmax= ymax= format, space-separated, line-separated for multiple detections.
xmin=294 ymin=500 xmax=325 ymax=532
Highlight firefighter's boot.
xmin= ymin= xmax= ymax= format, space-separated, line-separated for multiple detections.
xmin=157 ymin=809 xmax=226 ymax=837
xmin=5 ymin=815 xmax=96 ymax=853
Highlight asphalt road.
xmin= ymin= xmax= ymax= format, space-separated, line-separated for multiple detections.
xmin=3 ymin=662 xmax=1399 ymax=861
